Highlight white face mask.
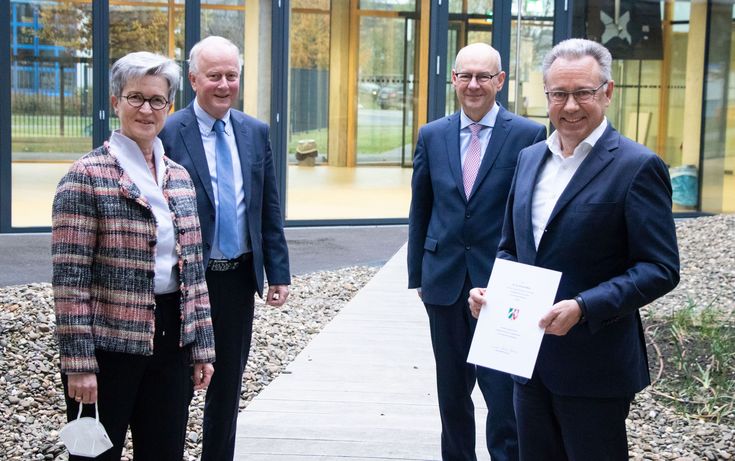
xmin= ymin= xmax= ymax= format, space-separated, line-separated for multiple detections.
xmin=59 ymin=403 xmax=114 ymax=458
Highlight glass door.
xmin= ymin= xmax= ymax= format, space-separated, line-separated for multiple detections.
xmin=446 ymin=0 xmax=494 ymax=116
xmin=10 ymin=0 xmax=94 ymax=227
xmin=509 ymin=0 xmax=554 ymax=125
xmin=356 ymin=10 xmax=418 ymax=167
xmin=108 ymin=0 xmax=186 ymax=134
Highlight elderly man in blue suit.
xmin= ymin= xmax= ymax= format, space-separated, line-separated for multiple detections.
xmin=408 ymin=43 xmax=546 ymax=461
xmin=470 ymin=39 xmax=680 ymax=460
xmin=159 ymin=36 xmax=290 ymax=461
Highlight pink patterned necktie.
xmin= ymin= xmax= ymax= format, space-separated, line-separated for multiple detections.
xmin=463 ymin=123 xmax=483 ymax=198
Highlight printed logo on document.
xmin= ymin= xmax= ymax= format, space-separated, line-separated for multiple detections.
xmin=507 ymin=307 xmax=519 ymax=320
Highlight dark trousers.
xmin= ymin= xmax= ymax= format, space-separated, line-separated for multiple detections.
xmin=514 ymin=376 xmax=633 ymax=461
xmin=424 ymin=277 xmax=518 ymax=461
xmin=200 ymin=262 xmax=257 ymax=461
xmin=62 ymin=292 xmax=192 ymax=461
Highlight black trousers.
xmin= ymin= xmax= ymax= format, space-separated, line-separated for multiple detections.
xmin=200 ymin=261 xmax=257 ymax=461
xmin=62 ymin=291 xmax=193 ymax=461
xmin=424 ymin=276 xmax=518 ymax=461
xmin=514 ymin=376 xmax=633 ymax=461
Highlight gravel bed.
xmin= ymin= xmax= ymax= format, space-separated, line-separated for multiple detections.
xmin=0 ymin=214 xmax=733 ymax=460
xmin=0 ymin=266 xmax=377 ymax=460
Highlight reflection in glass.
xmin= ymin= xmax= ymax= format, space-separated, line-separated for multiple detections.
xmin=11 ymin=0 xmax=93 ymax=227
xmin=700 ymin=1 xmax=734 ymax=213
xmin=285 ymin=2 xmax=417 ymax=220
xmin=109 ymin=1 xmax=185 ymax=129
xmin=509 ymin=1 xmax=553 ymax=124
xmin=201 ymin=3 xmax=244 ymax=50
xmin=359 ymin=0 xmax=415 ymax=13
xmin=604 ymin=1 xmax=697 ymax=211
xmin=289 ymin=4 xmax=330 ymax=165
xmin=446 ymin=3 xmax=493 ymax=115
xmin=449 ymin=0 xmax=493 ymax=16
xmin=357 ymin=15 xmax=416 ymax=167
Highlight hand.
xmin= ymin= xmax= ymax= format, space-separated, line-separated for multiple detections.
xmin=266 ymin=284 xmax=289 ymax=307
xmin=67 ymin=373 xmax=98 ymax=404
xmin=468 ymin=287 xmax=487 ymax=319
xmin=539 ymin=298 xmax=583 ymax=336
xmin=193 ymin=363 xmax=214 ymax=391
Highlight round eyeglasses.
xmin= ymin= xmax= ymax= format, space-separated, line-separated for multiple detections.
xmin=544 ymin=81 xmax=608 ymax=105
xmin=122 ymin=93 xmax=170 ymax=111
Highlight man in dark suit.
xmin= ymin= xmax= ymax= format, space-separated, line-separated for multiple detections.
xmin=469 ymin=39 xmax=680 ymax=460
xmin=408 ymin=43 xmax=546 ymax=461
xmin=159 ymin=35 xmax=291 ymax=461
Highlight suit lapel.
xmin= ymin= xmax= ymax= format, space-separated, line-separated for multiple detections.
xmin=545 ymin=126 xmax=619 ymax=226
xmin=230 ymin=114 xmax=252 ymax=209
xmin=519 ymin=144 xmax=549 ymax=263
xmin=443 ymin=114 xmax=465 ymax=201
xmin=468 ymin=107 xmax=513 ymax=200
xmin=179 ymin=105 xmax=215 ymax=208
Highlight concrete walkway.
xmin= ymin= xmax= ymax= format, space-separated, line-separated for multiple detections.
xmin=234 ymin=244 xmax=490 ymax=460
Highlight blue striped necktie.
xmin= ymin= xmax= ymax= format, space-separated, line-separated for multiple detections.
xmin=213 ymin=119 xmax=239 ymax=259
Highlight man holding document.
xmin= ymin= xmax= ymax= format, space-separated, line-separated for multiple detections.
xmin=408 ymin=43 xmax=545 ymax=461
xmin=469 ymin=39 xmax=680 ymax=460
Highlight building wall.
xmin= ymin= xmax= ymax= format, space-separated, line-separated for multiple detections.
xmin=1 ymin=0 xmax=732 ymax=231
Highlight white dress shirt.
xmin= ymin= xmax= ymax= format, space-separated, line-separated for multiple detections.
xmin=459 ymin=103 xmax=500 ymax=168
xmin=109 ymin=131 xmax=178 ymax=294
xmin=531 ymin=118 xmax=608 ymax=249
xmin=193 ymin=100 xmax=250 ymax=258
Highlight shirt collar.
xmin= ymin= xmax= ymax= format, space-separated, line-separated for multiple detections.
xmin=460 ymin=103 xmax=499 ymax=130
xmin=110 ymin=130 xmax=165 ymax=167
xmin=546 ymin=117 xmax=608 ymax=158
xmin=193 ymin=99 xmax=232 ymax=135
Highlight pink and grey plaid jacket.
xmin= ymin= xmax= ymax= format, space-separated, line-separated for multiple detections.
xmin=52 ymin=145 xmax=215 ymax=374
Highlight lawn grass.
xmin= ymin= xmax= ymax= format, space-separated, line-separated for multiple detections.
xmin=289 ymin=125 xmax=411 ymax=156
xmin=12 ymin=115 xmax=411 ymax=157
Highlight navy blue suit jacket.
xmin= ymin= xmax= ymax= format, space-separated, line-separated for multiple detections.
xmin=408 ymin=107 xmax=547 ymax=306
xmin=498 ymin=124 xmax=680 ymax=397
xmin=159 ymin=104 xmax=291 ymax=297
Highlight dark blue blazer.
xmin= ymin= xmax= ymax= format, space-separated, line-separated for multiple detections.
xmin=408 ymin=107 xmax=547 ymax=306
xmin=498 ymin=124 xmax=680 ymax=397
xmin=159 ymin=104 xmax=291 ymax=297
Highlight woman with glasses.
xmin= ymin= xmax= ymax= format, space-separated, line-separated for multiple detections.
xmin=52 ymin=51 xmax=215 ymax=460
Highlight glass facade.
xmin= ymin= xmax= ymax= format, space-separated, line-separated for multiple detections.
xmin=2 ymin=0 xmax=733 ymax=231
xmin=10 ymin=0 xmax=93 ymax=228
xmin=285 ymin=0 xmax=419 ymax=220
xmin=445 ymin=0 xmax=494 ymax=116
xmin=509 ymin=0 xmax=554 ymax=127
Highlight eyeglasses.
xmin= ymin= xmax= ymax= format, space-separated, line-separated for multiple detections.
xmin=544 ymin=81 xmax=608 ymax=104
xmin=454 ymin=71 xmax=501 ymax=84
xmin=122 ymin=93 xmax=170 ymax=111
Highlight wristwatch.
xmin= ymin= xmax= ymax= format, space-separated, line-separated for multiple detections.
xmin=574 ymin=295 xmax=587 ymax=325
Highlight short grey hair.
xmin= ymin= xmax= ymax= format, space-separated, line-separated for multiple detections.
xmin=110 ymin=51 xmax=180 ymax=103
xmin=542 ymin=38 xmax=612 ymax=84
xmin=189 ymin=36 xmax=243 ymax=74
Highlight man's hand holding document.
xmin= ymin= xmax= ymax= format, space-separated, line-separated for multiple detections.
xmin=467 ymin=259 xmax=561 ymax=379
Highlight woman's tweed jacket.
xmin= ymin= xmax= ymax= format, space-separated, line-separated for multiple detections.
xmin=52 ymin=144 xmax=215 ymax=374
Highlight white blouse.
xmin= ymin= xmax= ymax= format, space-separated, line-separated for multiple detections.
xmin=109 ymin=131 xmax=179 ymax=294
